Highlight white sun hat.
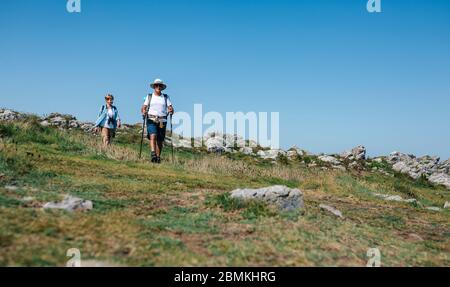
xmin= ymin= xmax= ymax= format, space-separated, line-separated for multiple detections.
xmin=150 ymin=78 xmax=167 ymax=90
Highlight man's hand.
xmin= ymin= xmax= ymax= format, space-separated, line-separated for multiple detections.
xmin=117 ymin=120 xmax=121 ymax=128
xmin=168 ymin=105 xmax=174 ymax=115
xmin=141 ymin=105 xmax=148 ymax=116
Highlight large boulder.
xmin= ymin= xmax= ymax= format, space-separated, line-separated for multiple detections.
xmin=318 ymin=155 xmax=341 ymax=165
xmin=428 ymin=173 xmax=450 ymax=189
xmin=340 ymin=145 xmax=366 ymax=161
xmin=239 ymin=147 xmax=254 ymax=155
xmin=286 ymin=146 xmax=305 ymax=160
xmin=230 ymin=185 xmax=304 ymax=211
xmin=206 ymin=137 xmax=225 ymax=153
xmin=257 ymin=149 xmax=286 ymax=160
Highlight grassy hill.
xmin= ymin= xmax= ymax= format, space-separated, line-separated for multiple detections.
xmin=0 ymin=117 xmax=449 ymax=266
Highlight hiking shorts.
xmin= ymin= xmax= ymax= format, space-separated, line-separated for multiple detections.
xmin=101 ymin=127 xmax=115 ymax=146
xmin=146 ymin=118 xmax=167 ymax=143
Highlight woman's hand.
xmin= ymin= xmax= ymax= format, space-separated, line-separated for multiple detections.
xmin=168 ymin=106 xmax=174 ymax=115
xmin=117 ymin=120 xmax=122 ymax=128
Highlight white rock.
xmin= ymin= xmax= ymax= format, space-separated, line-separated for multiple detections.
xmin=318 ymin=155 xmax=340 ymax=165
xmin=340 ymin=145 xmax=366 ymax=161
xmin=239 ymin=147 xmax=254 ymax=155
xmin=319 ymin=204 xmax=343 ymax=218
xmin=372 ymin=193 xmax=416 ymax=203
xmin=257 ymin=149 xmax=285 ymax=160
xmin=40 ymin=120 xmax=50 ymax=127
xmin=230 ymin=185 xmax=304 ymax=211
xmin=428 ymin=173 xmax=450 ymax=189
xmin=444 ymin=201 xmax=450 ymax=209
xmin=385 ymin=195 xmax=404 ymax=202
xmin=4 ymin=185 xmax=18 ymax=191
xmin=43 ymin=195 xmax=93 ymax=212
xmin=425 ymin=206 xmax=441 ymax=212
xmin=206 ymin=137 xmax=225 ymax=153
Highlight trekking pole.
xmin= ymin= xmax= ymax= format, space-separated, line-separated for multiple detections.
xmin=139 ymin=108 xmax=148 ymax=159
xmin=170 ymin=113 xmax=174 ymax=163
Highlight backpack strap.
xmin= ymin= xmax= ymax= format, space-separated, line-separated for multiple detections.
xmin=147 ymin=93 xmax=152 ymax=106
xmin=163 ymin=93 xmax=168 ymax=108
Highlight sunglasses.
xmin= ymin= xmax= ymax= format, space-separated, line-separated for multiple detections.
xmin=154 ymin=84 xmax=163 ymax=88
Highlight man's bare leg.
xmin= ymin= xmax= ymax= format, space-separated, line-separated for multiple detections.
xmin=150 ymin=134 xmax=158 ymax=161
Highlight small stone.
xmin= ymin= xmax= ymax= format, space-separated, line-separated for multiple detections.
xmin=444 ymin=201 xmax=449 ymax=209
xmin=425 ymin=206 xmax=441 ymax=212
xmin=4 ymin=185 xmax=18 ymax=191
xmin=319 ymin=204 xmax=343 ymax=218
xmin=408 ymin=233 xmax=424 ymax=242
xmin=385 ymin=195 xmax=403 ymax=202
xmin=22 ymin=196 xmax=35 ymax=202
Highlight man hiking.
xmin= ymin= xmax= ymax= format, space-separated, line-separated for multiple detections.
xmin=141 ymin=79 xmax=174 ymax=163
xmin=94 ymin=94 xmax=121 ymax=148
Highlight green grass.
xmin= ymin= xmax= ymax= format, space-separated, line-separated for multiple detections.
xmin=0 ymin=120 xmax=449 ymax=266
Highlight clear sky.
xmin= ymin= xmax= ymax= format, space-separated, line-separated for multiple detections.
xmin=1 ymin=0 xmax=449 ymax=158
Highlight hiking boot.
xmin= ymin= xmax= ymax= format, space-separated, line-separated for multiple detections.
xmin=151 ymin=152 xmax=157 ymax=163
xmin=156 ymin=156 xmax=161 ymax=164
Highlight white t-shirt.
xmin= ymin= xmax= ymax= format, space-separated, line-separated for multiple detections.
xmin=103 ymin=108 xmax=115 ymax=128
xmin=144 ymin=93 xmax=172 ymax=117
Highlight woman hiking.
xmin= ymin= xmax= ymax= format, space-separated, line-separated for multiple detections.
xmin=141 ymin=79 xmax=174 ymax=163
xmin=94 ymin=94 xmax=121 ymax=148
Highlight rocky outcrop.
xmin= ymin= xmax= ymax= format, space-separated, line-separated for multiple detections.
xmin=230 ymin=185 xmax=304 ymax=211
xmin=205 ymin=137 xmax=226 ymax=153
xmin=0 ymin=109 xmax=27 ymax=121
xmin=340 ymin=145 xmax=366 ymax=161
xmin=40 ymin=113 xmax=96 ymax=132
xmin=387 ymin=152 xmax=440 ymax=179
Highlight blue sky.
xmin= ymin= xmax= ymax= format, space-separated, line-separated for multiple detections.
xmin=0 ymin=0 xmax=449 ymax=158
